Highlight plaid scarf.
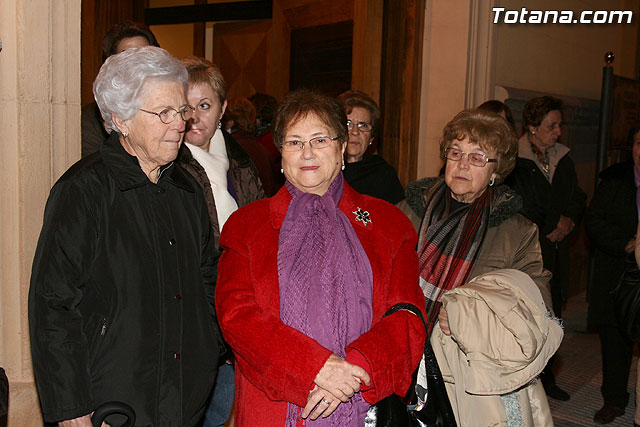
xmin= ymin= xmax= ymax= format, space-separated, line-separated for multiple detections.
xmin=417 ymin=177 xmax=491 ymax=333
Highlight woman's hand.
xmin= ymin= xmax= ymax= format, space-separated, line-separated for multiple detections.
xmin=59 ymin=414 xmax=106 ymax=427
xmin=438 ymin=306 xmax=451 ymax=336
xmin=547 ymin=215 xmax=575 ymax=243
xmin=625 ymin=237 xmax=636 ymax=254
xmin=556 ymin=215 xmax=575 ymax=235
xmin=546 ymin=228 xmax=563 ymax=243
xmin=313 ymin=354 xmax=370 ymax=402
xmin=301 ymin=385 xmax=341 ymax=420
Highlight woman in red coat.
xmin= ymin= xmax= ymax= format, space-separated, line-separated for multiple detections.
xmin=215 ymin=89 xmax=426 ymax=426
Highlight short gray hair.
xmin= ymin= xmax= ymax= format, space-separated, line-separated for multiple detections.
xmin=93 ymin=46 xmax=188 ymax=134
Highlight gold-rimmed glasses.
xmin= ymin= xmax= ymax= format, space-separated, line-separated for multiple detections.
xmin=139 ymin=105 xmax=195 ymax=124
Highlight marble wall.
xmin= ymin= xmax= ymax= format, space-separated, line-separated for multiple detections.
xmin=0 ymin=1 xmax=81 ymax=425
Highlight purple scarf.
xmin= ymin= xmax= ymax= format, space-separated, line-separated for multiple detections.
xmin=278 ymin=174 xmax=373 ymax=427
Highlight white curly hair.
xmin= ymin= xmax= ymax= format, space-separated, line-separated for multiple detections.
xmin=93 ymin=46 xmax=188 ymax=134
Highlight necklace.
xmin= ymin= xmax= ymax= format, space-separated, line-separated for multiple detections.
xmin=529 ymin=139 xmax=550 ymax=176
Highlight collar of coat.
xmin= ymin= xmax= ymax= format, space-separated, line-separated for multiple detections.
xmin=517 ymin=135 xmax=570 ymax=164
xmin=177 ymin=129 xmax=255 ymax=170
xmin=101 ymin=132 xmax=195 ymax=192
xmin=268 ymin=180 xmax=375 ymax=231
xmin=404 ymin=177 xmax=522 ymax=229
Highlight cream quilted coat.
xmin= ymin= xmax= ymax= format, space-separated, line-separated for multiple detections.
xmin=430 ymin=269 xmax=563 ymax=427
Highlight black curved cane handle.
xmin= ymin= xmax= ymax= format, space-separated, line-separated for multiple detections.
xmin=91 ymin=401 xmax=136 ymax=427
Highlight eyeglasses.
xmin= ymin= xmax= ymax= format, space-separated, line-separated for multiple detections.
xmin=139 ymin=105 xmax=195 ymax=124
xmin=280 ymin=136 xmax=339 ymax=152
xmin=444 ymin=148 xmax=497 ymax=167
xmin=346 ymin=120 xmax=372 ymax=132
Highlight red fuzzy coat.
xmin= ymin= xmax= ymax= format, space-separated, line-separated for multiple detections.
xmin=215 ymin=183 xmax=426 ymax=426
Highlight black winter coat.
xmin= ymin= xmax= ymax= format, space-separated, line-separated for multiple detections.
xmin=343 ymin=154 xmax=405 ymax=204
xmin=585 ymin=161 xmax=638 ymax=326
xmin=29 ymin=134 xmax=221 ymax=426
xmin=506 ymin=151 xmax=586 ymax=300
xmin=508 ymin=155 xmax=586 ymax=236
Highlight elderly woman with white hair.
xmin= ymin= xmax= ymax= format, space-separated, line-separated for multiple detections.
xmin=29 ymin=46 xmax=222 ymax=426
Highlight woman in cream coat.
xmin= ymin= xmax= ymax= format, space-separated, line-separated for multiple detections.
xmin=400 ymin=109 xmax=557 ymax=426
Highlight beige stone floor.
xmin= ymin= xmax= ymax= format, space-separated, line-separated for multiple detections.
xmin=550 ymin=291 xmax=638 ymax=426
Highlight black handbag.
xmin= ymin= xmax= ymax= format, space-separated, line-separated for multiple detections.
xmin=366 ymin=302 xmax=457 ymax=427
xmin=612 ymin=252 xmax=640 ymax=341
xmin=91 ymin=401 xmax=136 ymax=427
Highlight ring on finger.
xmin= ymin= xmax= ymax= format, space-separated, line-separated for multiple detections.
xmin=323 ymin=399 xmax=330 ymax=405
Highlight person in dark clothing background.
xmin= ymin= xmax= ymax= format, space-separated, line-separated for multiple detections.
xmin=338 ymin=90 xmax=405 ymax=204
xmin=81 ymin=22 xmax=159 ymax=158
xmin=507 ymin=95 xmax=586 ymax=403
xmin=508 ymin=96 xmax=586 ymax=317
xmin=224 ymin=97 xmax=278 ymax=196
xmin=585 ymin=125 xmax=640 ymax=424
xmin=249 ymin=92 xmax=285 ymax=191
xmin=249 ymin=92 xmax=279 ymax=158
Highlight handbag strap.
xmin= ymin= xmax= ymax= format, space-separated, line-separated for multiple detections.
xmin=383 ymin=302 xmax=428 ymax=330
xmin=384 ymin=302 xmax=457 ymax=426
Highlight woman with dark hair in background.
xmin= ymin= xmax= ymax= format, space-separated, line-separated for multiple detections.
xmin=81 ymin=22 xmax=160 ymax=158
xmin=338 ymin=90 xmax=405 ymax=204
xmin=477 ymin=99 xmax=516 ymax=132
xmin=586 ymin=124 xmax=640 ymax=424
xmin=100 ymin=22 xmax=159 ymax=62
xmin=507 ymin=95 xmax=586 ymax=403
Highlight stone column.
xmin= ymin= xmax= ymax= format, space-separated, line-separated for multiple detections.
xmin=0 ymin=1 xmax=81 ymax=426
xmin=417 ymin=0 xmax=478 ymax=178
xmin=465 ymin=0 xmax=498 ymax=109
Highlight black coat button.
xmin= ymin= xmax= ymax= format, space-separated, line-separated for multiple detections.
xmin=169 ymin=239 xmax=176 ymax=246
